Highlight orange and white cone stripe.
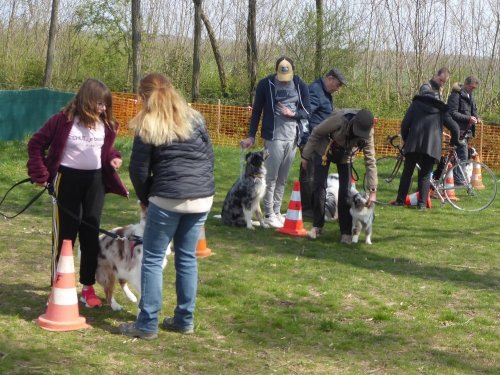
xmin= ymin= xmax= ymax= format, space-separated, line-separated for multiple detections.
xmin=470 ymin=156 xmax=485 ymax=189
xmin=36 ymin=239 xmax=90 ymax=331
xmin=277 ymin=181 xmax=307 ymax=237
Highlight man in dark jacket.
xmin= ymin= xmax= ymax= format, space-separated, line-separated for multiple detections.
xmin=419 ymin=67 xmax=450 ymax=101
xmin=299 ymin=68 xmax=346 ymax=217
xmin=447 ymin=76 xmax=480 ymax=169
xmin=392 ymin=95 xmax=462 ymax=209
xmin=241 ymin=56 xmax=310 ymax=228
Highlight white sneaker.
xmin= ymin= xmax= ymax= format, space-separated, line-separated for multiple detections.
xmin=264 ymin=214 xmax=284 ymax=229
xmin=276 ymin=213 xmax=286 ymax=224
xmin=307 ymin=227 xmax=323 ymax=239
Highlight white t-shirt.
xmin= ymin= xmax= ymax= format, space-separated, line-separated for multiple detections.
xmin=60 ymin=117 xmax=105 ymax=170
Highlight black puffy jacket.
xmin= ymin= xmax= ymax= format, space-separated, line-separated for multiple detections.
xmin=129 ymin=122 xmax=215 ymax=205
xmin=401 ymin=95 xmax=460 ymax=161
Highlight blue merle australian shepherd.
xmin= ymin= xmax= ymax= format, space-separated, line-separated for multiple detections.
xmin=221 ymin=149 xmax=269 ymax=229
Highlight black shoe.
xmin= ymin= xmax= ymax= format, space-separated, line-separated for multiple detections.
xmin=162 ymin=317 xmax=194 ymax=335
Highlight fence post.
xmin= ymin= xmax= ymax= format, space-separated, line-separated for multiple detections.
xmin=217 ymin=99 xmax=221 ymax=136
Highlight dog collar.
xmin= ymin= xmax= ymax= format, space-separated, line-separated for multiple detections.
xmin=129 ymin=235 xmax=143 ymax=257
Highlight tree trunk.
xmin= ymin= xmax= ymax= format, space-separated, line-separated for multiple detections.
xmin=247 ymin=0 xmax=257 ymax=104
xmin=43 ymin=0 xmax=59 ymax=87
xmin=192 ymin=0 xmax=202 ymax=103
xmin=314 ymin=0 xmax=324 ymax=77
xmin=131 ymin=0 xmax=142 ymax=92
xmin=200 ymin=9 xmax=227 ymax=97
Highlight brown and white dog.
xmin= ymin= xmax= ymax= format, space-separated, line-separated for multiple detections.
xmin=95 ymin=203 xmax=171 ymax=311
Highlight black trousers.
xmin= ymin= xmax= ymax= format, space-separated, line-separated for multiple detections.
xmin=396 ymin=153 xmax=435 ymax=206
xmin=310 ymin=152 xmax=353 ymax=235
xmin=299 ymin=151 xmax=315 ymax=216
xmin=51 ymin=166 xmax=104 ymax=286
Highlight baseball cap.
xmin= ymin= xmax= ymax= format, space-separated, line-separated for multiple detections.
xmin=327 ymin=68 xmax=347 ymax=85
xmin=352 ymin=109 xmax=374 ymax=139
xmin=276 ymin=59 xmax=294 ymax=82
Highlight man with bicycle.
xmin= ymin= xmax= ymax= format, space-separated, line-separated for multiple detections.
xmin=447 ymin=76 xmax=480 ymax=183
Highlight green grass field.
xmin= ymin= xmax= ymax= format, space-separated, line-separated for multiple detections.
xmin=0 ymin=139 xmax=499 ymax=374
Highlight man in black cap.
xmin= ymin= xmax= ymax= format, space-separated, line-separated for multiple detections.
xmin=299 ymin=68 xmax=347 ymax=218
xmin=301 ymin=109 xmax=377 ymax=243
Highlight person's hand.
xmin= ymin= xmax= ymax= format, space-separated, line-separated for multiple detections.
xmin=367 ymin=191 xmax=377 ymax=207
xmin=35 ymin=181 xmax=48 ymax=188
xmin=110 ymin=158 xmax=122 ymax=170
xmin=240 ymin=137 xmax=254 ymax=149
xmin=276 ymin=102 xmax=295 ymax=118
xmin=469 ymin=116 xmax=478 ymax=125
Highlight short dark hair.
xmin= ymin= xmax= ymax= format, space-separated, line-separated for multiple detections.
xmin=436 ymin=67 xmax=450 ymax=76
xmin=465 ymin=76 xmax=480 ymax=85
xmin=275 ymin=56 xmax=294 ymax=71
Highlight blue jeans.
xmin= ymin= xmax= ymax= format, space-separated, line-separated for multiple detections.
xmin=135 ymin=202 xmax=208 ymax=333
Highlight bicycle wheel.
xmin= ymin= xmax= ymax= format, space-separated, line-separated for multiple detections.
xmin=364 ymin=156 xmax=412 ymax=204
xmin=445 ymin=160 xmax=497 ymax=211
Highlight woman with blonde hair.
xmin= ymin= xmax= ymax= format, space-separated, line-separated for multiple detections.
xmin=120 ymin=73 xmax=215 ymax=340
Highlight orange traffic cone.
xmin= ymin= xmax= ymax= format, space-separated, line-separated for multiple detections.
xmin=196 ymin=225 xmax=213 ymax=258
xmin=470 ymin=155 xmax=485 ymax=189
xmin=36 ymin=240 xmax=90 ymax=331
xmin=405 ymin=191 xmax=432 ymax=208
xmin=444 ymin=163 xmax=459 ymax=201
xmin=277 ymin=181 xmax=307 ymax=237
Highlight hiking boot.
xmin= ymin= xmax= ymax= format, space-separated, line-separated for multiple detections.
xmin=417 ymin=203 xmax=427 ymax=210
xmin=307 ymin=227 xmax=323 ymax=239
xmin=264 ymin=214 xmax=284 ymax=229
xmin=340 ymin=234 xmax=352 ymax=244
xmin=80 ymin=285 xmax=102 ymax=308
xmin=119 ymin=322 xmax=158 ymax=340
xmin=162 ymin=317 xmax=194 ymax=335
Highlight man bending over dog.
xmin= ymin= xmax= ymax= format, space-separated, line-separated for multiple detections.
xmin=300 ymin=109 xmax=377 ymax=243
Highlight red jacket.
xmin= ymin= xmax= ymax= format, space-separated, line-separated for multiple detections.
xmin=27 ymin=112 xmax=128 ymax=197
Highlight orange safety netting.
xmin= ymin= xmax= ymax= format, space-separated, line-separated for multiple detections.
xmin=112 ymin=93 xmax=500 ymax=169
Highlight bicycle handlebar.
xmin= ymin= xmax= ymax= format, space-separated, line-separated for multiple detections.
xmin=387 ymin=134 xmax=405 ymax=156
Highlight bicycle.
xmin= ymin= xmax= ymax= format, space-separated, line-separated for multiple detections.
xmin=365 ymin=134 xmax=497 ymax=211
xmin=363 ymin=135 xmax=412 ymax=205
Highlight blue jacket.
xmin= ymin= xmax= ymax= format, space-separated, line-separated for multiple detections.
xmin=248 ymin=74 xmax=310 ymax=142
xmin=301 ymin=77 xmax=334 ymax=145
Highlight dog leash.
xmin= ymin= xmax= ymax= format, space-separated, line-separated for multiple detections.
xmin=239 ymin=147 xmax=245 ymax=180
xmin=0 ymin=178 xmax=47 ymax=219
xmin=50 ymin=193 xmax=126 ymax=240
xmin=1 ymin=178 xmax=126 ymax=241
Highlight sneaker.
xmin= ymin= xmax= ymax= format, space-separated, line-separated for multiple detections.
xmin=340 ymin=234 xmax=352 ymax=244
xmin=276 ymin=213 xmax=286 ymax=224
xmin=389 ymin=200 xmax=405 ymax=206
xmin=307 ymin=227 xmax=323 ymax=239
xmin=80 ymin=285 xmax=102 ymax=308
xmin=162 ymin=317 xmax=194 ymax=335
xmin=119 ymin=322 xmax=158 ymax=340
xmin=264 ymin=214 xmax=284 ymax=229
